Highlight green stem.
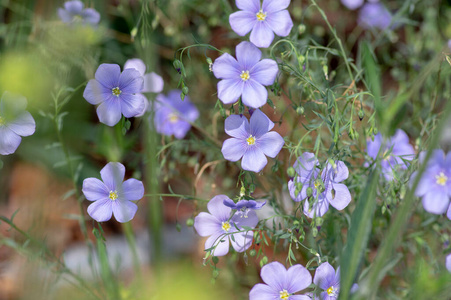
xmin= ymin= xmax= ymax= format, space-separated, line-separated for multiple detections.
xmin=122 ymin=222 xmax=142 ymax=281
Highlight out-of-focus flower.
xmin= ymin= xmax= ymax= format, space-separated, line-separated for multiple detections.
xmin=447 ymin=40 xmax=451 ymax=51
xmin=229 ymin=0 xmax=293 ymax=48
xmin=288 ymin=153 xmax=351 ymax=218
xmin=358 ymin=3 xmax=392 ymax=30
xmin=212 ymin=41 xmax=278 ymax=108
xmin=154 ymin=90 xmax=199 ymax=139
xmin=83 ymin=64 xmax=145 ymax=126
xmin=413 ymin=150 xmax=451 ymax=220
xmin=341 ymin=0 xmax=364 ymax=10
xmin=249 ymin=261 xmax=312 ymax=300
xmin=446 ymin=254 xmax=451 ymax=272
xmin=194 ymin=195 xmax=258 ymax=257
xmin=58 ymin=1 xmax=100 ymax=26
xmin=82 ymin=162 xmax=144 ymax=223
xmin=0 ymin=92 xmax=35 ymax=155
xmin=221 ymin=109 xmax=284 ymax=173
xmin=366 ymin=129 xmax=415 ymax=180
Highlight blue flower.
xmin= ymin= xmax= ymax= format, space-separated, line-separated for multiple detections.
xmin=341 ymin=0 xmax=363 ymax=10
xmin=447 ymin=254 xmax=451 ymax=273
xmin=58 ymin=1 xmax=100 ymax=26
xmin=358 ymin=3 xmax=392 ymax=30
xmin=313 ymin=262 xmax=358 ymax=299
xmin=83 ymin=64 xmax=145 ymax=126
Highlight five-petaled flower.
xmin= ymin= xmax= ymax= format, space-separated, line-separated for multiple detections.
xmin=413 ymin=150 xmax=451 ymax=220
xmin=223 ymin=198 xmax=266 ymax=217
xmin=58 ymin=1 xmax=100 ymax=26
xmin=288 ymin=152 xmax=351 ymax=218
xmin=229 ymin=0 xmax=293 ymax=48
xmin=0 ymin=92 xmax=36 ymax=155
xmin=221 ymin=109 xmax=284 ymax=173
xmin=366 ymin=129 xmax=415 ymax=180
xmin=154 ymin=90 xmax=199 ymax=139
xmin=194 ymin=195 xmax=258 ymax=257
xmin=212 ymin=41 xmax=279 ymax=108
xmin=312 ymin=262 xmax=358 ymax=300
xmin=82 ymin=162 xmax=144 ymax=223
xmin=249 ymin=261 xmax=312 ymax=300
xmin=83 ymin=64 xmax=145 ymax=126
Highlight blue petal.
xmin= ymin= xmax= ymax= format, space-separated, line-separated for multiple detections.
xmin=241 ymin=147 xmax=267 ymax=173
xmin=221 ymin=138 xmax=247 ymax=162
xmin=6 ymin=112 xmax=35 ymax=137
xmin=84 ymin=79 xmax=109 ymax=105
xmin=119 ymin=68 xmax=143 ymax=94
xmin=217 ymin=79 xmax=244 ymax=105
xmin=257 ymin=132 xmax=284 ymax=158
xmin=262 ymin=0 xmax=290 ymax=13
xmin=87 ymin=199 xmax=113 ymax=222
xmin=143 ymin=72 xmax=164 ymax=93
xmin=96 ymin=97 xmax=122 ymax=126
xmin=112 ymin=200 xmax=138 ymax=223
xmin=249 ymin=109 xmax=274 ymax=137
xmin=95 ymin=64 xmax=121 ymax=89
xmin=64 ymin=1 xmax=84 ymax=14
xmin=0 ymin=126 xmax=21 ymax=155
xmin=82 ymin=178 xmax=109 ymax=201
xmin=236 ymin=42 xmax=262 ymax=70
xmin=265 ymin=9 xmax=293 ymax=37
xmin=120 ymin=93 xmax=145 ymax=118
xmin=100 ymin=162 xmax=125 ymax=191
xmin=81 ymin=8 xmax=100 ymax=25
xmin=212 ymin=53 xmax=241 ymax=80
xmin=241 ymin=79 xmax=267 ymax=108
xmin=236 ymin=0 xmax=260 ymax=13
xmin=229 ymin=11 xmax=257 ymax=36
xmin=250 ymin=59 xmax=278 ymax=86
xmin=224 ymin=114 xmax=249 ymax=139
xmin=250 ymin=20 xmax=274 ymax=48
xmin=124 ymin=58 xmax=146 ymax=76
xmin=121 ymin=178 xmax=144 ymax=201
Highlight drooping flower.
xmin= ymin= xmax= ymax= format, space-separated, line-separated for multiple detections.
xmin=358 ymin=3 xmax=392 ymax=30
xmin=153 ymin=90 xmax=199 ymax=139
xmin=366 ymin=129 xmax=415 ymax=180
xmin=313 ymin=262 xmax=358 ymax=300
xmin=249 ymin=261 xmax=312 ymax=300
xmin=194 ymin=195 xmax=258 ymax=257
xmin=341 ymin=0 xmax=364 ymax=10
xmin=413 ymin=150 xmax=451 ymax=219
xmin=0 ymin=92 xmax=36 ymax=155
xmin=221 ymin=109 xmax=284 ymax=173
xmin=58 ymin=1 xmax=100 ymax=26
xmin=83 ymin=64 xmax=145 ymax=126
xmin=223 ymin=198 xmax=266 ymax=217
xmin=212 ymin=41 xmax=278 ymax=108
xmin=82 ymin=162 xmax=144 ymax=223
xmin=446 ymin=254 xmax=451 ymax=273
xmin=288 ymin=153 xmax=351 ymax=218
xmin=229 ymin=0 xmax=293 ymax=48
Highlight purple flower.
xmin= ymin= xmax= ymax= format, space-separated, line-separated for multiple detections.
xmin=249 ymin=261 xmax=312 ymax=300
xmin=366 ymin=129 xmax=415 ymax=180
xmin=341 ymin=0 xmax=363 ymax=10
xmin=58 ymin=1 xmax=100 ymax=26
xmin=194 ymin=195 xmax=258 ymax=257
xmin=212 ymin=41 xmax=279 ymax=108
xmin=288 ymin=153 xmax=351 ymax=218
xmin=313 ymin=262 xmax=358 ymax=299
xmin=413 ymin=150 xmax=451 ymax=219
xmin=83 ymin=64 xmax=145 ymax=126
xmin=447 ymin=254 xmax=451 ymax=273
xmin=223 ymin=198 xmax=266 ymax=215
xmin=448 ymin=40 xmax=451 ymax=52
xmin=358 ymin=3 xmax=392 ymax=30
xmin=154 ymin=90 xmax=199 ymax=139
xmin=229 ymin=0 xmax=293 ymax=48
xmin=0 ymin=92 xmax=36 ymax=155
xmin=82 ymin=162 xmax=144 ymax=223
xmin=221 ymin=109 xmax=284 ymax=173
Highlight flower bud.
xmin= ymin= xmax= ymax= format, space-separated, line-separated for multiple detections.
xmin=287 ymin=167 xmax=296 ymax=177
xmin=249 ymin=249 xmax=257 ymax=257
xmin=186 ymin=218 xmax=194 ymax=227
xmin=306 ymin=187 xmax=313 ymax=197
xmin=296 ymin=106 xmax=304 ymax=115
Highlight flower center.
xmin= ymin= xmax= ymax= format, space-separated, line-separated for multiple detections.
xmin=109 ymin=190 xmax=118 ymax=201
xmin=256 ymin=10 xmax=267 ymax=21
xmin=327 ymin=286 xmax=336 ymax=296
xmin=246 ymin=135 xmax=256 ymax=145
xmin=383 ymin=150 xmax=391 ymax=161
xmin=279 ymin=289 xmax=290 ymax=300
xmin=436 ymin=172 xmax=448 ymax=186
xmin=240 ymin=70 xmax=250 ymax=81
xmin=168 ymin=113 xmax=178 ymax=123
xmin=222 ymin=221 xmax=231 ymax=232
xmin=72 ymin=15 xmax=83 ymax=22
xmin=112 ymin=87 xmax=122 ymax=97
xmin=0 ymin=116 xmax=5 ymax=126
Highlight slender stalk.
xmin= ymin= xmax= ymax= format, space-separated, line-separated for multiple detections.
xmin=122 ymin=221 xmax=142 ymax=281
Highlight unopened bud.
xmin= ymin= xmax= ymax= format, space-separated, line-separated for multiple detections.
xmin=287 ymin=167 xmax=296 ymax=177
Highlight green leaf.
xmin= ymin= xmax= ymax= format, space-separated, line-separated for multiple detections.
xmin=361 ymin=41 xmax=382 ymax=128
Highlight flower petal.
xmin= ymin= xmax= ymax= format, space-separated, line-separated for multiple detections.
xmin=82 ymin=178 xmax=109 ymax=201
xmin=224 ymin=114 xmax=250 ymax=139
xmin=81 ymin=8 xmax=100 ymax=25
xmin=257 ymin=132 xmax=284 ymax=158
xmin=447 ymin=205 xmax=451 ymax=221
xmin=100 ymin=162 xmax=125 ymax=191
xmin=287 ymin=264 xmax=312 ymax=293
xmin=242 ymin=80 xmax=268 ymax=108
xmin=95 ymin=64 xmax=121 ymax=88
xmin=236 ymin=42 xmax=262 ymax=70
xmin=265 ymin=10 xmax=293 ymax=37
xmin=289 ymin=296 xmax=312 ymax=300
xmin=124 ymin=58 xmax=146 ymax=76
xmin=260 ymin=261 xmax=287 ymax=291
xmin=313 ymin=262 xmax=336 ymax=290
xmin=120 ymin=93 xmax=146 ymax=118
xmin=212 ymin=53 xmax=241 ymax=80
xmin=250 ymin=21 xmax=274 ymax=48
xmin=121 ymin=178 xmax=144 ymax=201
xmin=84 ymin=79 xmax=109 ymax=105
xmin=249 ymin=109 xmax=274 ymax=136
xmin=87 ymin=199 xmax=113 ymax=222
xmin=446 ymin=253 xmax=451 ymax=272
xmin=236 ymin=0 xmax=260 ymax=13
xmin=58 ymin=8 xmax=73 ymax=22
xmin=143 ymin=72 xmax=164 ymax=93
xmin=6 ymin=112 xmax=35 ymax=137
xmin=112 ymin=200 xmax=138 ymax=223
xmin=250 ymin=59 xmax=279 ymax=86
xmin=330 ymin=161 xmax=349 ymax=183
xmin=341 ymin=0 xmax=364 ymax=10
xmin=96 ymin=97 xmax=122 ymax=126
xmin=229 ymin=11 xmax=257 ymax=36
xmin=205 ymin=232 xmax=230 ymax=257
xmin=230 ymin=231 xmax=254 ymax=253
xmin=64 ymin=1 xmax=84 ymax=13
xmin=0 ymin=127 xmax=21 ymax=155
xmin=330 ymin=183 xmax=351 ymax=210
xmin=207 ymin=195 xmax=232 ymax=221
xmin=242 ymin=147 xmax=268 ymax=173
xmin=366 ymin=133 xmax=382 ymax=160
xmin=262 ymin=0 xmax=290 ymax=13
xmin=304 ymin=196 xmax=330 ymax=218
xmin=249 ymin=283 xmax=278 ymax=300
xmin=194 ymin=212 xmax=222 ymax=237
xmin=119 ymin=68 xmax=143 ymax=94
xmin=217 ymin=79 xmax=244 ymax=105
xmin=233 ymin=210 xmax=259 ymax=228
xmin=422 ymin=190 xmax=450 ymax=215
xmin=294 ymin=152 xmax=319 ymax=178
xmin=222 ymin=138 xmax=247 ymax=162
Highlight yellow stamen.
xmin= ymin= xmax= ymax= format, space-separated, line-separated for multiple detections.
xmin=168 ymin=113 xmax=178 ymax=123
xmin=240 ymin=70 xmax=250 ymax=81
xmin=112 ymin=87 xmax=122 ymax=97
xmin=327 ymin=286 xmax=336 ymax=296
xmin=109 ymin=190 xmax=118 ymax=201
xmin=222 ymin=221 xmax=231 ymax=232
xmin=256 ymin=10 xmax=267 ymax=21
xmin=436 ymin=172 xmax=448 ymax=186
xmin=246 ymin=135 xmax=256 ymax=145
xmin=279 ymin=289 xmax=290 ymax=300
